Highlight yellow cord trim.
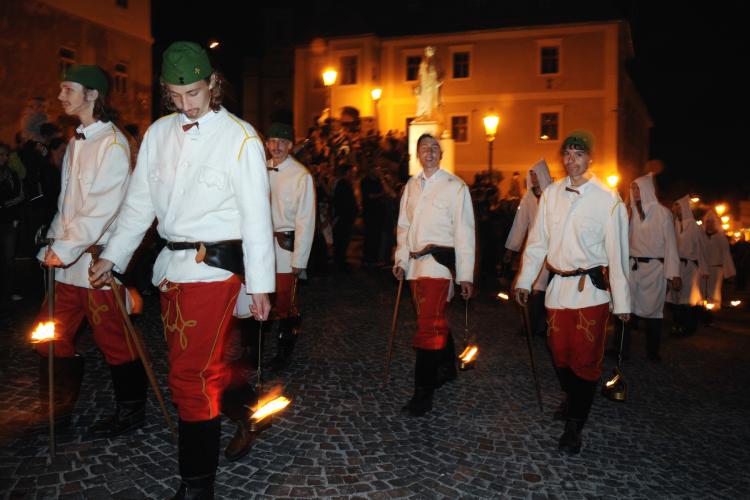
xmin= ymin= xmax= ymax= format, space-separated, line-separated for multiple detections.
xmin=199 ymin=292 xmax=238 ymax=419
xmin=87 ymin=289 xmax=109 ymax=326
xmin=108 ymin=124 xmax=128 ymax=155
xmin=161 ymin=286 xmax=198 ymax=350
xmin=227 ymin=114 xmax=260 ymax=161
xmin=611 ymin=199 xmax=623 ymax=216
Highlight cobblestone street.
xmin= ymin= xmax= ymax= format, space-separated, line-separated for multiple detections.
xmin=1 ymin=266 xmax=749 ymax=499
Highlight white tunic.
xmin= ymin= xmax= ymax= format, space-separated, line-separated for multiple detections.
xmin=267 ymin=156 xmax=316 ymax=273
xmin=39 ymin=121 xmax=131 ymax=289
xmin=703 ymin=214 xmax=736 ymax=309
xmin=666 ymin=196 xmax=708 ymax=306
xmin=394 ymin=168 xmax=475 ymax=292
xmin=516 ymin=175 xmax=630 ymax=314
xmin=627 ymin=174 xmax=680 ymax=318
xmin=102 ymin=107 xmax=275 ymax=298
xmin=505 ymin=159 xmax=552 ymax=291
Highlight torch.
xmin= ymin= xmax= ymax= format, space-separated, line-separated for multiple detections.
xmin=458 ymin=298 xmax=478 ymax=370
xmin=520 ymin=302 xmax=544 ymax=412
xmin=382 ymin=276 xmax=404 ymax=386
xmin=249 ymin=319 xmax=292 ymax=432
xmin=602 ymin=321 xmax=627 ymax=402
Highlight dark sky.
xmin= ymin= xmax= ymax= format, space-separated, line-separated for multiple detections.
xmin=153 ymin=1 xmax=750 ymax=202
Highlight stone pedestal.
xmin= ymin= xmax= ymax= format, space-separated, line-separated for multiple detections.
xmin=439 ymin=135 xmax=455 ymax=175
xmin=408 ymin=121 xmax=439 ymax=176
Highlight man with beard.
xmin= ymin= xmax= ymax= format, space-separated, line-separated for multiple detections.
xmin=505 ymin=159 xmax=553 ymax=337
xmin=90 ymin=42 xmax=274 ymax=498
xmin=515 ymin=130 xmax=630 ymax=454
xmin=666 ymin=196 xmax=708 ymax=336
xmin=618 ymin=174 xmax=680 ymax=362
xmin=393 ymin=133 xmax=475 ymax=417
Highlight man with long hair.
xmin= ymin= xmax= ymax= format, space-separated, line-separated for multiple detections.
xmin=34 ymin=65 xmax=147 ymax=437
xmin=90 ymin=42 xmax=274 ymax=499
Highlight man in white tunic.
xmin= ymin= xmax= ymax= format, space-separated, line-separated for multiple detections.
xmin=702 ymin=211 xmax=736 ymax=310
xmin=666 ymin=196 xmax=708 ymax=336
xmin=505 ymin=159 xmax=553 ymax=337
xmin=514 ymin=130 xmax=630 ymax=454
xmin=618 ymin=174 xmax=680 ymax=362
xmin=34 ymin=65 xmax=147 ymax=437
xmin=90 ymin=42 xmax=274 ymax=498
xmin=393 ymin=133 xmax=475 ymax=417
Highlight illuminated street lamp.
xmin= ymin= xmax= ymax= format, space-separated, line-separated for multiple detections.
xmin=606 ymin=175 xmax=619 ymax=188
xmin=715 ymin=204 xmax=727 ymax=216
xmin=371 ymin=88 xmax=382 ymax=131
xmin=690 ymin=196 xmax=700 ymax=203
xmin=721 ymin=215 xmax=730 ymax=223
xmin=483 ymin=112 xmax=500 ymax=176
xmin=322 ymin=68 xmax=337 ymax=120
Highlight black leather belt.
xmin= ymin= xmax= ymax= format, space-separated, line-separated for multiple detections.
xmin=547 ymin=264 xmax=609 ymax=292
xmin=631 ymin=256 xmax=664 ymax=271
xmin=409 ymin=245 xmax=456 ymax=278
xmin=166 ymin=241 xmax=201 ymax=251
xmin=165 ymin=239 xmax=244 ymax=276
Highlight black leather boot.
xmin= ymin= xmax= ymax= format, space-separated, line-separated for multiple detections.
xmin=221 ymin=384 xmax=258 ymax=462
xmin=29 ymin=354 xmax=85 ymax=433
xmin=239 ymin=318 xmax=263 ymax=370
xmin=645 ymin=318 xmax=662 ymax=362
xmin=401 ymin=349 xmax=435 ymax=417
xmin=400 ymin=387 xmax=434 ymax=417
xmin=553 ymin=367 xmax=572 ymax=421
xmin=171 ymin=417 xmax=220 ymax=500
xmin=435 ymin=335 xmax=457 ymax=388
xmin=558 ymin=419 xmax=583 ymax=454
xmin=270 ymin=317 xmax=298 ymax=371
xmin=558 ymin=372 xmax=597 ymax=454
xmin=90 ymin=359 xmax=147 ymax=437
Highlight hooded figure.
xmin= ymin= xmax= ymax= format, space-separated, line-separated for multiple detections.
xmin=505 ymin=159 xmax=553 ymax=336
xmin=702 ymin=211 xmax=736 ymax=309
xmin=623 ymin=173 xmax=679 ymax=361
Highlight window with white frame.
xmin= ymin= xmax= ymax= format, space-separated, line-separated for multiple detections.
xmin=340 ymin=55 xmax=358 ymax=85
xmin=114 ymin=63 xmax=128 ymax=94
xmin=538 ymin=40 xmax=561 ymax=75
xmin=452 ymin=51 xmax=470 ymax=79
xmin=59 ymin=47 xmax=76 ymax=76
xmin=451 ymin=115 xmax=469 ymax=143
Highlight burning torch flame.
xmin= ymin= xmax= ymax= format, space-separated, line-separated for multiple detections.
xmin=730 ymin=300 xmax=742 ymax=307
xmin=605 ymin=372 xmax=621 ymax=388
xmin=251 ymin=396 xmax=291 ymax=423
xmin=703 ymin=301 xmax=715 ymax=311
xmin=497 ymin=292 xmax=509 ymax=301
xmin=31 ymin=321 xmax=56 ymax=343
xmin=459 ymin=345 xmax=479 ymax=363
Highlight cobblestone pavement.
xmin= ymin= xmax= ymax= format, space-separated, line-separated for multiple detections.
xmin=1 ymin=267 xmax=749 ymax=499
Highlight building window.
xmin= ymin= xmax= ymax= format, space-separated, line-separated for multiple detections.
xmin=452 ymin=52 xmax=470 ymax=79
xmin=451 ymin=116 xmax=469 ymax=143
xmin=114 ymin=63 xmax=128 ymax=94
xmin=115 ymin=0 xmax=128 ymax=8
xmin=540 ymin=45 xmax=560 ymax=75
xmin=406 ymin=55 xmax=421 ymax=81
xmin=340 ymin=56 xmax=358 ymax=85
xmin=59 ymin=47 xmax=76 ymax=76
xmin=539 ymin=112 xmax=559 ymax=141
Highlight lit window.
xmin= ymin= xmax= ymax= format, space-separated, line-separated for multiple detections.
xmin=340 ymin=56 xmax=358 ymax=85
xmin=114 ymin=63 xmax=128 ymax=94
xmin=452 ymin=52 xmax=470 ymax=79
xmin=59 ymin=47 xmax=76 ymax=76
xmin=406 ymin=56 xmax=421 ymax=81
xmin=451 ymin=116 xmax=469 ymax=143
xmin=540 ymin=112 xmax=559 ymax=141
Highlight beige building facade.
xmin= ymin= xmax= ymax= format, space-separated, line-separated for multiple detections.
xmin=294 ymin=21 xmax=650 ymax=190
xmin=0 ymin=0 xmax=152 ymax=144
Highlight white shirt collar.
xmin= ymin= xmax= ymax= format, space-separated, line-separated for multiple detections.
xmin=76 ymin=120 xmax=108 ymax=138
xmin=180 ymin=107 xmax=222 ymax=134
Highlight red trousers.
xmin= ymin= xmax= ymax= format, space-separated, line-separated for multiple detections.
xmin=160 ymin=276 xmax=241 ymax=422
xmin=410 ymin=278 xmax=451 ymax=350
xmin=34 ymin=282 xmax=136 ymax=365
xmin=273 ymin=273 xmax=296 ymax=318
xmin=546 ymin=303 xmax=610 ymax=381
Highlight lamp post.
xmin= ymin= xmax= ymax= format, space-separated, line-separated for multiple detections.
xmin=483 ymin=112 xmax=499 ymax=176
xmin=322 ymin=68 xmax=337 ymax=120
xmin=371 ymin=87 xmax=382 ymax=132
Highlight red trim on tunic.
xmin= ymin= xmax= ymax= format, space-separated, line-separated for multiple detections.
xmin=34 ymin=282 xmax=136 ymax=365
xmin=410 ymin=277 xmax=451 ymax=350
xmin=160 ymin=276 xmax=241 ymax=421
xmin=546 ymin=303 xmax=610 ymax=381
xmin=273 ymin=272 xmax=296 ymax=318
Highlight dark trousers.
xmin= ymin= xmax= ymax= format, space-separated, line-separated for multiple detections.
xmin=333 ymin=220 xmax=353 ymax=270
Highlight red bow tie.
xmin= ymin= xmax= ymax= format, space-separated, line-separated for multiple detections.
xmin=565 ymin=186 xmax=580 ymax=195
xmin=182 ymin=122 xmax=199 ymax=132
xmin=74 ymin=132 xmax=86 ymax=140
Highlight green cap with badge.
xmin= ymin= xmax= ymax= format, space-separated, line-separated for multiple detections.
xmin=267 ymin=122 xmax=294 ymax=142
xmin=562 ymin=130 xmax=595 ymax=153
xmin=161 ymin=41 xmax=213 ymax=85
xmin=62 ymin=65 xmax=109 ymax=96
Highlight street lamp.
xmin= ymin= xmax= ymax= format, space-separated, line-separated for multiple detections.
xmin=483 ymin=112 xmax=500 ymax=176
xmin=322 ymin=68 xmax=337 ymax=120
xmin=371 ymin=88 xmax=382 ymax=131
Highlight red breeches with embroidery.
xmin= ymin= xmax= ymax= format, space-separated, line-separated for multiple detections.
xmin=34 ymin=282 xmax=136 ymax=365
xmin=410 ymin=278 xmax=451 ymax=350
xmin=546 ymin=303 xmax=610 ymax=381
xmin=273 ymin=273 xmax=296 ymax=318
xmin=160 ymin=276 xmax=241 ymax=422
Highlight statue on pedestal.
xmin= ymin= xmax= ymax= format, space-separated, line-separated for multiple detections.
xmin=414 ymin=46 xmax=442 ymax=122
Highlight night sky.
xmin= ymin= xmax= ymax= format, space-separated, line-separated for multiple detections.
xmin=153 ymin=1 xmax=750 ymax=202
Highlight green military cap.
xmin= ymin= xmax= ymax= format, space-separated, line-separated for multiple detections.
xmin=267 ymin=122 xmax=294 ymax=142
xmin=62 ymin=65 xmax=109 ymax=96
xmin=562 ymin=130 xmax=595 ymax=153
xmin=161 ymin=41 xmax=212 ymax=85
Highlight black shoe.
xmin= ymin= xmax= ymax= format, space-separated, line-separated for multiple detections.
xmin=400 ymin=387 xmax=433 ymax=417
xmin=558 ymin=420 xmax=582 ymax=454
xmin=171 ymin=481 xmax=214 ymax=500
xmin=224 ymin=419 xmax=257 ymax=462
xmin=553 ymin=398 xmax=568 ymax=421
xmin=89 ymin=400 xmax=145 ymax=437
